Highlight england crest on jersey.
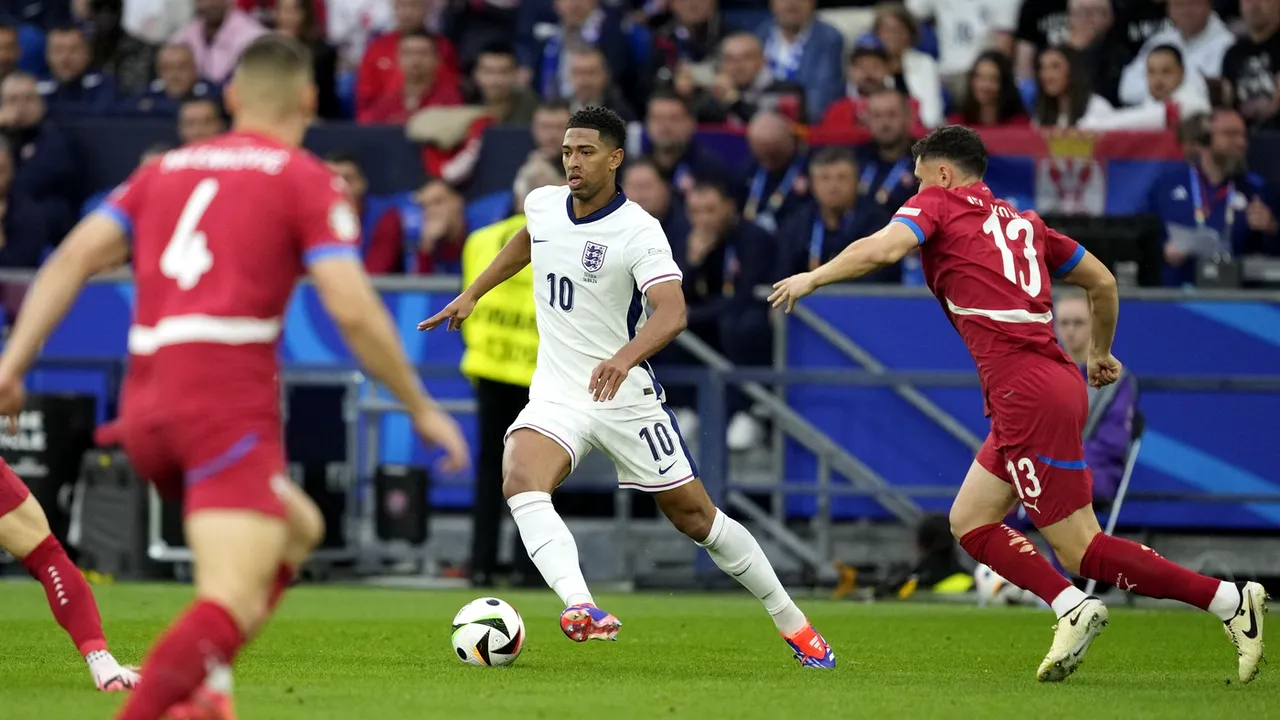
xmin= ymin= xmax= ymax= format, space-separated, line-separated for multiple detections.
xmin=582 ymin=241 xmax=607 ymax=272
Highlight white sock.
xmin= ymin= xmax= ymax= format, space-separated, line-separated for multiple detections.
xmin=1207 ymin=581 xmax=1242 ymax=622
xmin=1050 ymin=586 xmax=1090 ymax=618
xmin=697 ymin=509 xmax=807 ymax=635
xmin=507 ymin=491 xmax=593 ymax=608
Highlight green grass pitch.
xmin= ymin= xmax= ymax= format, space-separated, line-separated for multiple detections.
xmin=0 ymin=581 xmax=1274 ymax=719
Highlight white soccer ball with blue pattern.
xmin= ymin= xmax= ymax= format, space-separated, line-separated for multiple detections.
xmin=451 ymin=597 xmax=525 ymax=666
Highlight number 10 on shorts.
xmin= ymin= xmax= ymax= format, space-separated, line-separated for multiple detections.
xmin=1007 ymin=457 xmax=1043 ymax=500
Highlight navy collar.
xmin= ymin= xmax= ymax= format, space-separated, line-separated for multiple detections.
xmin=567 ymin=183 xmax=627 ymax=225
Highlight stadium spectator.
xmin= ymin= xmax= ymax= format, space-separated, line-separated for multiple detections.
xmin=355 ymin=0 xmax=460 ymax=121
xmin=642 ymin=90 xmax=728 ymax=193
xmin=0 ymin=134 xmax=50 ymax=267
xmin=1148 ymin=108 xmax=1280 ymax=286
xmin=1116 ymin=0 xmax=1178 ymax=57
xmin=741 ymin=111 xmax=807 ymax=234
xmin=563 ymin=45 xmax=638 ymax=123
xmin=870 ymin=4 xmax=943 ymax=129
xmin=177 ymin=96 xmax=226 ymax=143
xmin=652 ymin=0 xmax=730 ymax=78
xmin=819 ymin=42 xmax=929 ymax=135
xmin=38 ymin=25 xmax=117 ymax=117
xmin=854 ymin=89 xmax=919 ymax=229
xmin=1222 ymin=0 xmax=1280 ymax=126
xmin=0 ymin=24 xmax=18 ymax=85
xmin=948 ymin=50 xmax=1031 ymax=126
xmin=529 ymin=99 xmax=571 ymax=168
xmin=1061 ymin=0 xmax=1132 ymax=106
xmin=778 ymin=147 xmax=897 ymax=281
xmin=904 ymin=0 xmax=1017 ymax=94
xmin=413 ymin=178 xmax=466 ymax=274
xmin=121 ymin=43 xmax=217 ymax=117
xmin=1033 ymin=46 xmax=1115 ymax=128
xmin=662 ymin=58 xmax=724 ymax=124
xmin=0 ymin=72 xmax=77 ymax=242
xmin=358 ymin=30 xmax=462 ymax=125
xmin=170 ymin=0 xmax=268 ymax=84
xmin=1146 ymin=44 xmax=1212 ymax=115
xmin=1015 ymin=0 xmax=1070 ymax=79
xmin=1118 ymin=0 xmax=1235 ymax=107
xmin=755 ymin=0 xmax=845 ymax=123
xmin=624 ymin=156 xmax=691 ymax=246
xmin=325 ymin=151 xmax=405 ymax=274
xmin=426 ymin=43 xmax=539 ymax=187
xmin=275 ymin=0 xmax=342 ymax=119
xmin=709 ymin=32 xmax=807 ymax=126
xmin=527 ymin=0 xmax=639 ymax=109
xmin=443 ymin=0 xmax=522 ymax=72
xmin=326 ymin=0 xmax=393 ymax=71
xmin=1054 ymin=289 xmax=1138 ymax=505
xmin=235 ymin=0 xmax=328 ymax=29
xmin=462 ymin=156 xmax=556 ymax=590
xmin=123 ymin=0 xmax=193 ymax=45
xmin=85 ymin=0 xmax=157 ymax=98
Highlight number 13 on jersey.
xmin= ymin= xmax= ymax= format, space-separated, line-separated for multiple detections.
xmin=982 ymin=211 xmax=1040 ymax=297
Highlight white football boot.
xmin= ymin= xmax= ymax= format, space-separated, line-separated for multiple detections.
xmin=1223 ymin=581 xmax=1269 ymax=684
xmin=1037 ymin=596 xmax=1109 ymax=682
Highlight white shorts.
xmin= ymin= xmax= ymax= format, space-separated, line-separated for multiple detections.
xmin=505 ymin=398 xmax=698 ymax=492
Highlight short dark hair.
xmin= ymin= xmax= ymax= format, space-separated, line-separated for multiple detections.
xmin=810 ymin=146 xmax=856 ymax=170
xmin=536 ymin=98 xmax=571 ymax=115
xmin=48 ymin=24 xmax=86 ymax=40
xmin=399 ymin=28 xmax=436 ymax=46
xmin=324 ymin=150 xmax=362 ymax=167
xmin=1147 ymin=43 xmax=1184 ymax=68
xmin=180 ymin=96 xmax=223 ymax=115
xmin=623 ymin=155 xmax=662 ymax=177
xmin=567 ymin=105 xmax=627 ymax=149
xmin=475 ymin=41 xmax=516 ymax=61
xmin=647 ymin=88 xmax=691 ymax=117
xmin=689 ymin=178 xmax=732 ymax=199
xmin=911 ymin=125 xmax=988 ymax=178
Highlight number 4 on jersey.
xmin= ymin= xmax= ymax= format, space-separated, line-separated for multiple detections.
xmin=982 ymin=211 xmax=1040 ymax=297
xmin=160 ymin=178 xmax=218 ymax=290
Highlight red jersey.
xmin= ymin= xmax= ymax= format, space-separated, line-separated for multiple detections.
xmin=891 ymin=183 xmax=1085 ymax=409
xmin=98 ymin=131 xmax=362 ymax=419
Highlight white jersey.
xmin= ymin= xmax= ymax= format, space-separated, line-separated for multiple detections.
xmin=523 ymin=184 xmax=683 ymax=409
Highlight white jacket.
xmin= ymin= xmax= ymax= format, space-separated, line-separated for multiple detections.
xmin=900 ymin=48 xmax=945 ymax=128
xmin=1118 ymin=13 xmax=1236 ymax=107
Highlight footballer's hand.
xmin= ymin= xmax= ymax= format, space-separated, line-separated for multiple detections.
xmin=768 ymin=272 xmax=819 ymax=313
xmin=1087 ymin=352 xmax=1122 ymax=388
xmin=0 ymin=374 xmax=24 ymax=433
xmin=413 ymin=406 xmax=471 ymax=473
xmin=589 ymin=356 xmax=630 ymax=402
xmin=418 ymin=293 xmax=476 ymax=332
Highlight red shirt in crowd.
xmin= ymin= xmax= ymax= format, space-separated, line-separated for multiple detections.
xmin=357 ymin=78 xmax=463 ymax=124
xmin=821 ymin=95 xmax=930 ymax=136
xmin=357 ymin=31 xmax=460 ymax=118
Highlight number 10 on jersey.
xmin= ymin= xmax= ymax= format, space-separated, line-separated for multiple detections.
xmin=546 ymin=273 xmax=574 ymax=312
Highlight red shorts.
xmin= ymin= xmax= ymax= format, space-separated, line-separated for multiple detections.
xmin=976 ymin=361 xmax=1094 ymax=528
xmin=0 ymin=460 xmax=31 ymax=517
xmin=116 ymin=410 xmax=289 ymax=520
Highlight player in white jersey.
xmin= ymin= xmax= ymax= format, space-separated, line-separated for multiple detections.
xmin=421 ymin=106 xmax=835 ymax=668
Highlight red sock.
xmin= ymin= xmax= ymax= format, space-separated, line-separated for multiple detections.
xmin=20 ymin=535 xmax=107 ymax=656
xmin=1079 ymin=533 xmax=1219 ymax=609
xmin=960 ymin=523 xmax=1075 ymax=604
xmin=267 ymin=563 xmax=295 ymax=612
xmin=115 ymin=601 xmax=243 ymax=720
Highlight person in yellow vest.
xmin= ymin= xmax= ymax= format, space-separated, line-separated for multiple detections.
xmin=463 ymin=156 xmax=564 ymax=587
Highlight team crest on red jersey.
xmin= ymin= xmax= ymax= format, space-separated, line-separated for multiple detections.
xmin=582 ymin=241 xmax=607 ymax=272
xmin=329 ymin=201 xmax=359 ymax=243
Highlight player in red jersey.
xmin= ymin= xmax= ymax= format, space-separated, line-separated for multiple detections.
xmin=771 ymin=125 xmax=1268 ymax=684
xmin=0 ymin=36 xmax=469 ymax=720
xmin=0 ymin=470 xmax=139 ymax=691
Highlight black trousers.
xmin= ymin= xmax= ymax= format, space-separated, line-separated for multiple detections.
xmin=471 ymin=377 xmax=539 ymax=586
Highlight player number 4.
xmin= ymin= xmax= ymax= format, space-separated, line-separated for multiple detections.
xmin=981 ymin=211 xmax=1041 ymax=297
xmin=160 ymin=178 xmax=218 ymax=290
xmin=1006 ymin=457 xmax=1043 ymax=500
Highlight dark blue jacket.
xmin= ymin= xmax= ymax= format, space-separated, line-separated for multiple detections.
xmin=0 ymin=190 xmax=50 ymax=267
xmin=6 ymin=121 xmax=79 ymax=241
xmin=755 ymin=19 xmax=846 ymax=123
xmin=738 ymin=154 xmax=809 ymax=235
xmin=853 ymin=142 xmax=918 ymax=227
xmin=640 ymin=137 xmax=731 ymax=190
xmin=1146 ymin=162 xmax=1280 ymax=286
xmin=117 ymin=79 xmax=220 ymax=118
xmin=777 ymin=200 xmax=900 ymax=282
xmin=38 ymin=72 xmax=117 ymax=118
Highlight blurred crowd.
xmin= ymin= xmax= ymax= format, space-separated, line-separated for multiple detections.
xmin=1 ymin=0 xmax=1279 ymax=443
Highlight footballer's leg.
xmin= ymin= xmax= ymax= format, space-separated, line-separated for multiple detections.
xmin=0 ymin=469 xmax=138 ymax=692
xmin=502 ymin=414 xmax=614 ymax=642
xmin=950 ymin=441 xmax=1106 ymax=683
xmin=1039 ymin=502 xmax=1268 ymax=684
xmin=652 ymin=479 xmax=835 ymax=668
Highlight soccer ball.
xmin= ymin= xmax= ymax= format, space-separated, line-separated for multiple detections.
xmin=451 ymin=597 xmax=525 ymax=667
xmin=973 ymin=563 xmax=1035 ymax=607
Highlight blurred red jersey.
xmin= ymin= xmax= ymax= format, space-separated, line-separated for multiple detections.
xmin=99 ymin=130 xmax=362 ymax=420
xmin=891 ymin=183 xmax=1085 ymax=412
